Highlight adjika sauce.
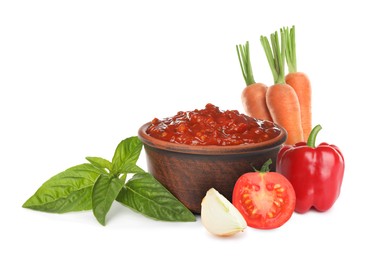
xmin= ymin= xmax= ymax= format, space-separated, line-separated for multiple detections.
xmin=146 ymin=104 xmax=281 ymax=146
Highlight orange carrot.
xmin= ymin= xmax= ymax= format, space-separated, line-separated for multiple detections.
xmin=283 ymin=26 xmax=312 ymax=141
xmin=236 ymin=41 xmax=272 ymax=121
xmin=265 ymin=83 xmax=303 ymax=144
xmin=260 ymin=31 xmax=303 ymax=145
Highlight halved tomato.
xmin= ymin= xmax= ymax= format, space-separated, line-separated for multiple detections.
xmin=232 ymin=160 xmax=296 ymax=229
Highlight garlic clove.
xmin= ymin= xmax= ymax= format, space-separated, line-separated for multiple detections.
xmin=201 ymin=188 xmax=247 ymax=237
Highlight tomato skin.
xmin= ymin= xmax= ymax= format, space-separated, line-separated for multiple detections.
xmin=232 ymin=171 xmax=296 ymax=229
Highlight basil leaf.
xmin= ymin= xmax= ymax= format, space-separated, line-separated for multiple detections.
xmin=123 ymin=164 xmax=146 ymax=174
xmin=86 ymin=157 xmax=112 ymax=172
xmin=111 ymin=136 xmax=143 ymax=174
xmin=92 ymin=174 xmax=124 ymax=226
xmin=116 ymin=172 xmax=196 ymax=222
xmin=23 ymin=164 xmax=104 ymax=213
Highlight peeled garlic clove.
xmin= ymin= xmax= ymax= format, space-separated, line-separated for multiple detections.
xmin=201 ymin=188 xmax=247 ymax=236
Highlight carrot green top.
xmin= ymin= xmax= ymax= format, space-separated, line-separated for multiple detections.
xmin=283 ymin=25 xmax=297 ymax=73
xmin=236 ymin=41 xmax=256 ymax=86
xmin=260 ymin=30 xmax=286 ymax=85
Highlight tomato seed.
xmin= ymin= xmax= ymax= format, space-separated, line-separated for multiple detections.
xmin=276 ymin=187 xmax=284 ymax=193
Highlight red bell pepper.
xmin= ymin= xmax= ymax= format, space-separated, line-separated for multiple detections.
xmin=276 ymin=125 xmax=345 ymax=213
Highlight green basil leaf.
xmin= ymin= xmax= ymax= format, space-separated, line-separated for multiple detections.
xmin=23 ymin=164 xmax=104 ymax=213
xmin=92 ymin=174 xmax=124 ymax=226
xmin=111 ymin=136 xmax=143 ymax=174
xmin=123 ymin=164 xmax=146 ymax=174
xmin=116 ymin=172 xmax=196 ymax=222
xmin=86 ymin=156 xmax=112 ymax=172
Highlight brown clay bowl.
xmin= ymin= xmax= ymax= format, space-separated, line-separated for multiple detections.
xmin=138 ymin=122 xmax=287 ymax=214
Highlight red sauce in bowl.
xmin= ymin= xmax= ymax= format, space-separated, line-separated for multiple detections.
xmin=146 ymin=104 xmax=281 ymax=146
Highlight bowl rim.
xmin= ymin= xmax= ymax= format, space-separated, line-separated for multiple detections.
xmin=138 ymin=121 xmax=288 ymax=155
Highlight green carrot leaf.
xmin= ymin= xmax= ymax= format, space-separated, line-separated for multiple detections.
xmin=236 ymin=41 xmax=255 ymax=86
xmin=260 ymin=30 xmax=286 ymax=84
xmin=23 ymin=163 xmax=105 ymax=213
xmin=283 ymin=25 xmax=297 ymax=73
xmin=116 ymin=172 xmax=196 ymax=222
xmin=260 ymin=35 xmax=277 ymax=83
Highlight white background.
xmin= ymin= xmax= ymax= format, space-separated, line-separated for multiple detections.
xmin=1 ymin=0 xmax=380 ymax=259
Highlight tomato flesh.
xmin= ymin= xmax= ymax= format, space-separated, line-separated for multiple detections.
xmin=232 ymin=171 xmax=296 ymax=229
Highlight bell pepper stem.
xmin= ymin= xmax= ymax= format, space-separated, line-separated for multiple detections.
xmin=307 ymin=125 xmax=322 ymax=148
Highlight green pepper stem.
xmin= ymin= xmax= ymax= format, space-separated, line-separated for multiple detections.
xmin=307 ymin=125 xmax=322 ymax=148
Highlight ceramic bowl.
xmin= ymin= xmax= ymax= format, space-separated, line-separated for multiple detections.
xmin=138 ymin=122 xmax=287 ymax=214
